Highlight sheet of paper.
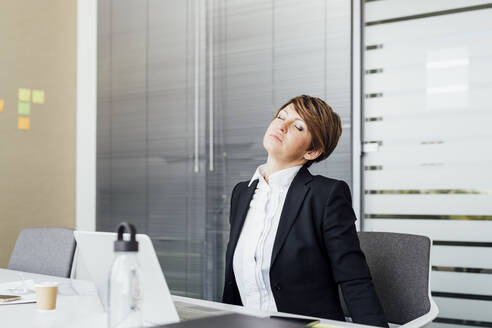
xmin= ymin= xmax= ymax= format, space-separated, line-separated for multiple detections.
xmin=32 ymin=89 xmax=45 ymax=104
xmin=18 ymin=88 xmax=31 ymax=102
xmin=0 ymin=280 xmax=36 ymax=305
xmin=18 ymin=116 xmax=30 ymax=130
xmin=0 ymin=99 xmax=4 ymax=112
xmin=0 ymin=293 xmax=36 ymax=305
xmin=18 ymin=102 xmax=30 ymax=115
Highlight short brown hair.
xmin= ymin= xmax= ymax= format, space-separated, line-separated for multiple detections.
xmin=274 ymin=95 xmax=342 ymax=168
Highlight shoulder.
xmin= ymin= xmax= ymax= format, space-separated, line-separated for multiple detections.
xmin=232 ymin=180 xmax=250 ymax=194
xmin=230 ymin=180 xmax=250 ymax=201
xmin=308 ymin=174 xmax=352 ymax=203
xmin=309 ymin=174 xmax=350 ymax=192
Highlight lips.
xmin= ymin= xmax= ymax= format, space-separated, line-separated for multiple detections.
xmin=269 ymin=133 xmax=282 ymax=143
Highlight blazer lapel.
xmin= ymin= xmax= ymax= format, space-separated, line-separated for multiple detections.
xmin=270 ymin=166 xmax=312 ymax=267
xmin=226 ymin=179 xmax=259 ymax=272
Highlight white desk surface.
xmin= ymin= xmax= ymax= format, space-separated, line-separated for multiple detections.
xmin=0 ymin=268 xmax=373 ymax=328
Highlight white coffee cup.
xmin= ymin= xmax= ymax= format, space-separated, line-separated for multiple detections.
xmin=35 ymin=282 xmax=58 ymax=311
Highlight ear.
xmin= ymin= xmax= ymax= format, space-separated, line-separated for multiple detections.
xmin=303 ymin=149 xmax=322 ymax=161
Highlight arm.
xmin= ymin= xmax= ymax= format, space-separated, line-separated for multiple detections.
xmin=222 ymin=182 xmax=244 ymax=305
xmin=323 ymin=181 xmax=388 ymax=327
xmin=229 ymin=183 xmax=241 ymax=225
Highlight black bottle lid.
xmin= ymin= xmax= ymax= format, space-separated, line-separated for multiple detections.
xmin=114 ymin=222 xmax=139 ymax=252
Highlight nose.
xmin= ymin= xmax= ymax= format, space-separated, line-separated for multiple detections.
xmin=279 ymin=120 xmax=288 ymax=133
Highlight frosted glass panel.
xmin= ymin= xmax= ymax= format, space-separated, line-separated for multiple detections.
xmin=432 ymin=246 xmax=492 ymax=268
xmin=434 ymin=297 xmax=492 ymax=322
xmin=365 ymin=194 xmax=492 ymax=215
xmin=365 ymin=0 xmax=492 ymax=22
xmin=365 ymin=167 xmax=492 ymax=190
xmin=432 ymin=272 xmax=492 ymax=296
xmin=364 ymin=113 xmax=492 ymax=140
xmin=433 ymin=323 xmax=481 ymax=328
xmin=365 ymin=9 xmax=492 ymax=45
xmin=362 ymin=5 xmax=492 ymax=325
xmin=364 ymin=219 xmax=492 ymax=243
xmin=363 ymin=141 xmax=492 ymax=166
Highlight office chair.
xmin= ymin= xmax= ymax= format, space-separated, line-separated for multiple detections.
xmin=340 ymin=232 xmax=439 ymax=328
xmin=8 ymin=227 xmax=76 ymax=278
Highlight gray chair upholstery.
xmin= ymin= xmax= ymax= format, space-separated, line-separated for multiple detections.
xmin=8 ymin=227 xmax=76 ymax=278
xmin=340 ymin=231 xmax=437 ymax=326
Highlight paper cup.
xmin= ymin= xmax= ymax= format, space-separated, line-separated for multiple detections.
xmin=35 ymin=282 xmax=58 ymax=311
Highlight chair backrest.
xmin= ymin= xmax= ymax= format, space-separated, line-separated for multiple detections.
xmin=340 ymin=231 xmax=432 ymax=325
xmin=8 ymin=227 xmax=76 ymax=278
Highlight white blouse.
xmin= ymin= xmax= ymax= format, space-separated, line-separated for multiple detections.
xmin=232 ymin=164 xmax=302 ymax=312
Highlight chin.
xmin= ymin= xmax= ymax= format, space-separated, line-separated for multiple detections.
xmin=263 ymin=137 xmax=278 ymax=154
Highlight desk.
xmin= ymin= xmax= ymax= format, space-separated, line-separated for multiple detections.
xmin=0 ymin=268 xmax=373 ymax=328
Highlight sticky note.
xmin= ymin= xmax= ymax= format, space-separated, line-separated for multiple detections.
xmin=32 ymin=89 xmax=45 ymax=104
xmin=18 ymin=88 xmax=31 ymax=102
xmin=18 ymin=116 xmax=30 ymax=130
xmin=18 ymin=102 xmax=31 ymax=115
xmin=0 ymin=99 xmax=4 ymax=112
xmin=308 ymin=324 xmax=336 ymax=328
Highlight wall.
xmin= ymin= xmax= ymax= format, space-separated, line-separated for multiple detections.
xmin=0 ymin=0 xmax=76 ymax=267
xmin=76 ymin=0 xmax=97 ymax=232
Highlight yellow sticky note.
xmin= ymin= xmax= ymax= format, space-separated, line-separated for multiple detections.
xmin=18 ymin=102 xmax=31 ymax=115
xmin=19 ymin=88 xmax=31 ymax=102
xmin=32 ymin=89 xmax=45 ymax=104
xmin=308 ymin=324 xmax=336 ymax=328
xmin=18 ymin=116 xmax=30 ymax=130
xmin=0 ymin=99 xmax=4 ymax=112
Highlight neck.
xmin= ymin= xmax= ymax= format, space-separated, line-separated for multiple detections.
xmin=263 ymin=156 xmax=305 ymax=183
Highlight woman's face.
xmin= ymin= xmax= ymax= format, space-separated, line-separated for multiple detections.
xmin=263 ymin=104 xmax=319 ymax=164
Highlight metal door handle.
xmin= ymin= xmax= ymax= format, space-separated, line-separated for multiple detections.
xmin=194 ymin=0 xmax=201 ymax=173
xmin=208 ymin=0 xmax=214 ymax=172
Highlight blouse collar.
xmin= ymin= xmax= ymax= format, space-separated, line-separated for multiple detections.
xmin=248 ymin=164 xmax=302 ymax=192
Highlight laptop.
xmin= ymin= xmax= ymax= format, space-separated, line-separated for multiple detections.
xmin=73 ymin=231 xmax=180 ymax=326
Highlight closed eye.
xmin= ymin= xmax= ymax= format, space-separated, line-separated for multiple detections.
xmin=276 ymin=111 xmax=304 ymax=131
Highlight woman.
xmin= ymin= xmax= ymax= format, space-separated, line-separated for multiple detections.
xmin=222 ymin=95 xmax=388 ymax=327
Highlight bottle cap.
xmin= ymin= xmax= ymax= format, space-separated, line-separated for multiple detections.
xmin=114 ymin=222 xmax=139 ymax=252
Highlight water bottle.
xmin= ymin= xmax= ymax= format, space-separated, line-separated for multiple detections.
xmin=108 ymin=222 xmax=143 ymax=328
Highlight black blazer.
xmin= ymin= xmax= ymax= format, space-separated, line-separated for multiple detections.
xmin=222 ymin=165 xmax=388 ymax=327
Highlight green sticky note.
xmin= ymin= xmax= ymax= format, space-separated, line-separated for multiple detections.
xmin=32 ymin=89 xmax=45 ymax=104
xmin=19 ymin=88 xmax=31 ymax=102
xmin=18 ymin=102 xmax=31 ymax=115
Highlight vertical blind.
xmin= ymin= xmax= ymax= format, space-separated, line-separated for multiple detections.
xmin=97 ymin=0 xmax=352 ymax=300
xmin=362 ymin=1 xmax=492 ymax=327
